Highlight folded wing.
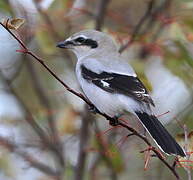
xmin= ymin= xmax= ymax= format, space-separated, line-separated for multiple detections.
xmin=81 ymin=65 xmax=155 ymax=106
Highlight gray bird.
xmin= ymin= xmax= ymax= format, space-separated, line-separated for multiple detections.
xmin=57 ymin=30 xmax=185 ymax=157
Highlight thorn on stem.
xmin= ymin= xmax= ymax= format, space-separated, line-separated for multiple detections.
xmin=96 ymin=125 xmax=121 ymax=138
xmin=156 ymin=111 xmax=170 ymax=118
xmin=144 ymin=149 xmax=151 ymax=170
xmin=16 ymin=49 xmax=28 ymax=53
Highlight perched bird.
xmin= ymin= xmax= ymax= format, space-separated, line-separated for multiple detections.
xmin=57 ymin=30 xmax=185 ymax=157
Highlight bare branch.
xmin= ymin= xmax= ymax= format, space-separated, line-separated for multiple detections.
xmin=0 ymin=21 xmax=181 ymax=180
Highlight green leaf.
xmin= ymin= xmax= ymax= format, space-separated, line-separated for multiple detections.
xmin=0 ymin=0 xmax=12 ymax=13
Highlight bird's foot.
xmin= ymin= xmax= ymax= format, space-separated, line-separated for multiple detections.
xmin=88 ymin=105 xmax=99 ymax=114
xmin=108 ymin=116 xmax=119 ymax=126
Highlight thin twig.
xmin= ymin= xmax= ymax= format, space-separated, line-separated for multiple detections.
xmin=0 ymin=21 xmax=181 ymax=180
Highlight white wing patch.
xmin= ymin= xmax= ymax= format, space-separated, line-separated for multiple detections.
xmin=133 ymin=89 xmax=146 ymax=94
xmin=101 ymin=80 xmax=110 ymax=87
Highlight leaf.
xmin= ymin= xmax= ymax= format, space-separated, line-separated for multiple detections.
xmin=2 ymin=18 xmax=25 ymax=30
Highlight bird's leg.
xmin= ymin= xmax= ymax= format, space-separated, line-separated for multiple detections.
xmin=88 ymin=104 xmax=120 ymax=126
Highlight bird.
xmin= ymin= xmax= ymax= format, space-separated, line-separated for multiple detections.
xmin=57 ymin=29 xmax=186 ymax=157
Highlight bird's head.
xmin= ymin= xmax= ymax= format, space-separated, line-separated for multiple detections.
xmin=57 ymin=30 xmax=118 ymax=58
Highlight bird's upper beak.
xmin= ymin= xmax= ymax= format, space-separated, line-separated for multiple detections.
xmin=56 ymin=40 xmax=74 ymax=48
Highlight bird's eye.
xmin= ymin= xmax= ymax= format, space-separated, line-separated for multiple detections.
xmin=75 ymin=37 xmax=85 ymax=43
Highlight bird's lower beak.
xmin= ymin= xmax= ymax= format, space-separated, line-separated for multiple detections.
xmin=56 ymin=40 xmax=73 ymax=48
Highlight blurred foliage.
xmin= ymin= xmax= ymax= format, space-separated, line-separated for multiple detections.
xmin=0 ymin=0 xmax=12 ymax=14
xmin=0 ymin=0 xmax=193 ymax=180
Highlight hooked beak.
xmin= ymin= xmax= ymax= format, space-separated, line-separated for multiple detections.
xmin=56 ymin=40 xmax=74 ymax=48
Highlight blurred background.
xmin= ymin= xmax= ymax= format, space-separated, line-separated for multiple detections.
xmin=0 ymin=0 xmax=193 ymax=179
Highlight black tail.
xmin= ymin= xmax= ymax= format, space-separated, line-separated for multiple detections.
xmin=135 ymin=112 xmax=185 ymax=157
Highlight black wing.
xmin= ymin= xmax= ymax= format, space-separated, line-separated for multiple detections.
xmin=81 ymin=65 xmax=155 ymax=106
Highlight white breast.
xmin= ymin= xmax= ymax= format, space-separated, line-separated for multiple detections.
xmin=76 ymin=62 xmax=121 ymax=116
xmin=75 ymin=61 xmax=141 ymax=117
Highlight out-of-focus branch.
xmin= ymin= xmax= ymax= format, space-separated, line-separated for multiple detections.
xmin=76 ymin=1 xmax=113 ymax=179
xmin=139 ymin=0 xmax=172 ymax=58
xmin=74 ymin=108 xmax=92 ymax=180
xmin=25 ymin=58 xmax=65 ymax=168
xmin=0 ymin=71 xmax=50 ymax=147
xmin=95 ymin=0 xmax=111 ymax=31
xmin=0 ymin=21 xmax=181 ymax=180
xmin=32 ymin=0 xmax=60 ymax=41
xmin=90 ymin=154 xmax=101 ymax=180
xmin=0 ymin=69 xmax=65 ymax=178
xmin=33 ymin=0 xmax=75 ymax=69
xmin=119 ymin=0 xmax=155 ymax=53
xmin=75 ymin=0 xmax=111 ymax=177
xmin=119 ymin=0 xmax=172 ymax=53
xmin=94 ymin=121 xmax=118 ymax=180
xmin=0 ymin=136 xmax=60 ymax=177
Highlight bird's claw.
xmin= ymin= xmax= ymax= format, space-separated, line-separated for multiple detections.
xmin=109 ymin=117 xmax=119 ymax=126
xmin=88 ymin=105 xmax=99 ymax=114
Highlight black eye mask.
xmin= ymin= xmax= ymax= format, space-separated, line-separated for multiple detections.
xmin=74 ymin=37 xmax=98 ymax=48
xmin=75 ymin=37 xmax=86 ymax=43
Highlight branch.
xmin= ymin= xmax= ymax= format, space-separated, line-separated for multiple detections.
xmin=0 ymin=70 xmax=66 ymax=179
xmin=25 ymin=56 xmax=65 ymax=168
xmin=94 ymin=121 xmax=118 ymax=180
xmin=119 ymin=0 xmax=155 ymax=53
xmin=0 ymin=21 xmax=181 ymax=180
xmin=119 ymin=0 xmax=172 ymax=53
xmin=95 ymin=0 xmax=111 ymax=31
xmin=0 ymin=136 xmax=60 ymax=177
xmin=75 ymin=108 xmax=92 ymax=180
